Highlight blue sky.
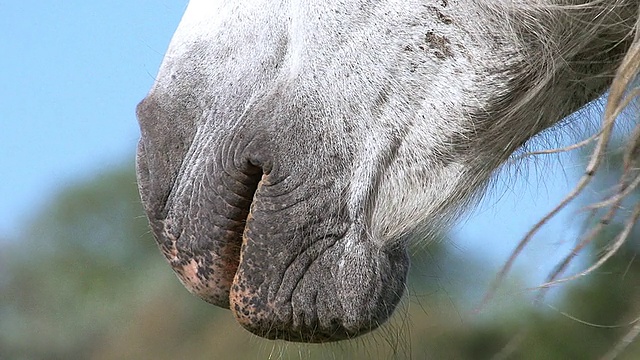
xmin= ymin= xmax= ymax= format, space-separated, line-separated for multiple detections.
xmin=0 ymin=1 xmax=188 ymax=237
xmin=0 ymin=1 xmax=590 ymax=290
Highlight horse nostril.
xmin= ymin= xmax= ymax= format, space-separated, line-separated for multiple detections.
xmin=138 ymin=133 xmax=266 ymax=308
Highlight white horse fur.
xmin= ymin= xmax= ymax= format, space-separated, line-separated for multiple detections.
xmin=136 ymin=0 xmax=639 ymax=343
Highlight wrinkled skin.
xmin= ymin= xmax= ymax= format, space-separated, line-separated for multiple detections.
xmin=136 ymin=0 xmax=633 ymax=342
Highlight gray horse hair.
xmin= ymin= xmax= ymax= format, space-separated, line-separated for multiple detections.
xmin=482 ymin=1 xmax=640 ymax=356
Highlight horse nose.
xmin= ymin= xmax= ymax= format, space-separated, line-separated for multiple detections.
xmin=137 ymin=91 xmax=410 ymax=343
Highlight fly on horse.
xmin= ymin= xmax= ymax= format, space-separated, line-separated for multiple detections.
xmin=136 ymin=0 xmax=639 ymax=343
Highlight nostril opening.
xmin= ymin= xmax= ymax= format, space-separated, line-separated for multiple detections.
xmin=236 ymin=129 xmax=274 ymax=176
xmin=237 ymin=164 xmax=263 ymax=218
xmin=246 ymin=160 xmax=266 ymax=176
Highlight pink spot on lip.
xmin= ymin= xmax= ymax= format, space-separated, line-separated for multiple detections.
xmin=182 ymin=260 xmax=199 ymax=282
xmin=174 ymin=259 xmax=219 ymax=302
xmin=161 ymin=238 xmax=236 ymax=307
xmin=166 ymin=244 xmax=180 ymax=263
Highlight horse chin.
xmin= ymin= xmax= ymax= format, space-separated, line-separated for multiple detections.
xmin=229 ymin=207 xmax=410 ymax=342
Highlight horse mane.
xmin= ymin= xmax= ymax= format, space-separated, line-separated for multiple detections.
xmin=478 ymin=1 xmax=640 ymax=356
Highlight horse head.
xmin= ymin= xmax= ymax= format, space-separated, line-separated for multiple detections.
xmin=136 ymin=0 xmax=637 ymax=342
